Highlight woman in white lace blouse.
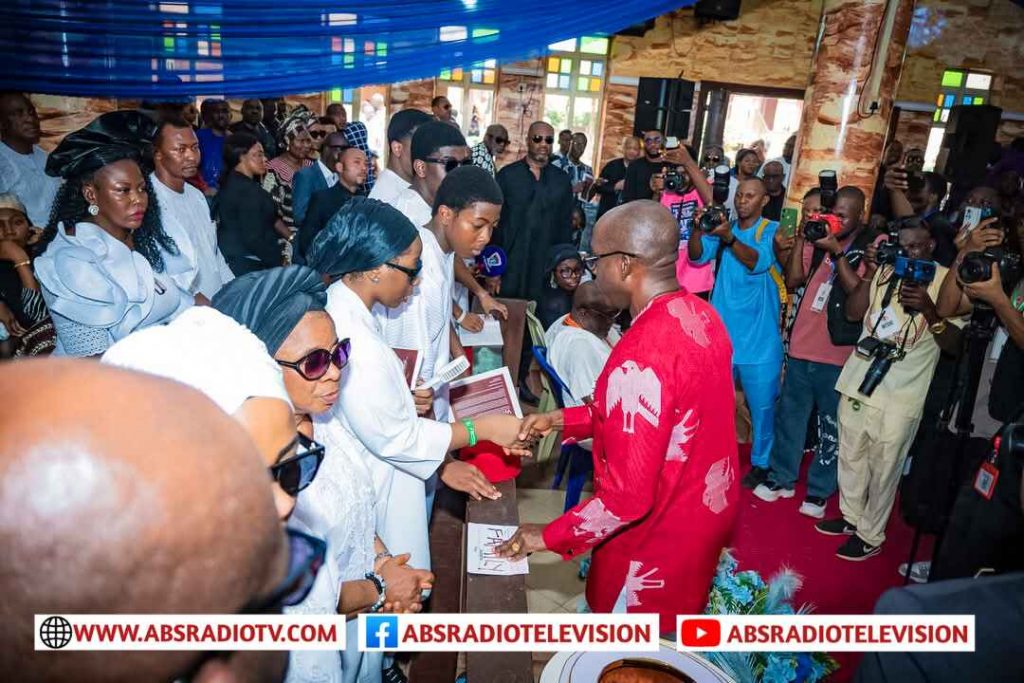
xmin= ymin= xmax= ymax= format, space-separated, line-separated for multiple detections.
xmin=214 ymin=265 xmax=431 ymax=683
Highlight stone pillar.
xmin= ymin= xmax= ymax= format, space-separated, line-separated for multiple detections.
xmin=787 ymin=0 xmax=916 ymax=211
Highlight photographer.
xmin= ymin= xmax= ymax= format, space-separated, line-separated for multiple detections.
xmin=649 ymin=144 xmax=714 ymax=297
xmin=936 ymin=216 xmax=1024 ymax=424
xmin=817 ymin=217 xmax=962 ymax=560
xmin=690 ymin=177 xmax=783 ymax=488
xmin=754 ymin=186 xmax=873 ymax=519
xmin=883 ymin=163 xmax=955 ymax=266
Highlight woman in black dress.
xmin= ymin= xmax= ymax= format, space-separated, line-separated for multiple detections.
xmin=216 ymin=133 xmax=282 ymax=276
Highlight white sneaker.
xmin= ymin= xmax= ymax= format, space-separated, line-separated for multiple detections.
xmin=799 ymin=497 xmax=827 ymax=519
xmin=753 ymin=482 xmax=795 ymax=502
xmin=898 ymin=561 xmax=931 ymax=583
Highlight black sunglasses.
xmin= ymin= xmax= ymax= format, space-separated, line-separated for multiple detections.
xmin=309 ymin=130 xmax=327 ymax=139
xmin=531 ymin=135 xmax=555 ymax=144
xmin=583 ymin=250 xmax=639 ymax=273
xmin=241 ymin=528 xmax=327 ymax=612
xmin=277 ymin=338 xmax=351 ymax=381
xmin=270 ymin=433 xmax=325 ymax=497
xmin=423 ymin=156 xmax=474 ymax=173
xmin=704 ymin=155 xmax=722 ymax=162
xmin=386 ymin=258 xmax=423 ymax=283
xmin=490 ymin=136 xmax=509 ymax=145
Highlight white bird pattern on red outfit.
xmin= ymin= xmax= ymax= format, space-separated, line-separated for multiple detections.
xmin=666 ymin=408 xmax=699 ymax=462
xmin=702 ymin=457 xmax=734 ymax=514
xmin=571 ymin=497 xmax=625 ymax=540
xmin=668 ymin=297 xmax=712 ymax=348
xmin=621 ymin=560 xmax=665 ymax=608
xmin=606 ymin=361 xmax=661 ymax=434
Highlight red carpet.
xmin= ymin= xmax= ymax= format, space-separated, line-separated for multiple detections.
xmin=728 ymin=447 xmax=932 ymax=681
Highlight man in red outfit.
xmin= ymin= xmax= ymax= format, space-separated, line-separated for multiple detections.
xmin=499 ymin=200 xmax=738 ymax=633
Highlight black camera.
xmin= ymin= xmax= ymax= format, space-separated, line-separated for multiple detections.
xmin=958 ymin=248 xmax=1023 ymax=286
xmin=875 ymin=220 xmax=907 ymax=266
xmin=698 ymin=164 xmax=732 ymax=233
xmin=906 ymin=170 xmax=925 ymax=193
xmin=803 ymin=170 xmax=840 ymax=241
xmin=664 ymin=169 xmax=684 ymax=192
xmin=856 ymin=336 xmax=905 ymax=397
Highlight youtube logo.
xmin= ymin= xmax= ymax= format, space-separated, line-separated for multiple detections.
xmin=679 ymin=618 xmax=721 ymax=648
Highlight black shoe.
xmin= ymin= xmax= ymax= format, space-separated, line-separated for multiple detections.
xmin=741 ymin=466 xmax=769 ymax=489
xmin=383 ymin=663 xmax=408 ymax=683
xmin=518 ymin=385 xmax=540 ymax=406
xmin=815 ymin=517 xmax=856 ymax=536
xmin=836 ymin=536 xmax=881 ymax=561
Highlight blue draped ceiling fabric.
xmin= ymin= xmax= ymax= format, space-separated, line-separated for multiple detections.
xmin=2 ymin=1 xmax=692 ymax=98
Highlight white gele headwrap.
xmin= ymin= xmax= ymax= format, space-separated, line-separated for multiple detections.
xmin=102 ymin=306 xmax=292 ymax=414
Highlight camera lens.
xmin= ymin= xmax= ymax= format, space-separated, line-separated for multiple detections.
xmin=957 ymin=253 xmax=991 ymax=284
xmin=858 ymin=354 xmax=893 ymax=397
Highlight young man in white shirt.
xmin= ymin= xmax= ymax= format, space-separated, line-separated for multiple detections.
xmin=151 ymin=119 xmax=234 ymax=301
xmin=368 ymin=108 xmax=431 ymax=207
xmin=0 ymin=92 xmax=59 ymax=227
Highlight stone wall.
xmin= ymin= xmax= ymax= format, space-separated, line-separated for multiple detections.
xmin=898 ymin=0 xmax=1024 ymax=111
xmin=608 ymin=0 xmax=822 ymax=89
xmin=388 ymin=79 xmax=435 ymax=115
xmin=596 ymin=82 xmax=639 ymax=170
xmin=492 ymin=59 xmax=544 ymax=167
xmin=893 ymin=109 xmax=933 ymax=154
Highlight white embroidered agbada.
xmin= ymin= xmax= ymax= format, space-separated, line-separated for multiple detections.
xmin=319 ymin=280 xmax=451 ymax=572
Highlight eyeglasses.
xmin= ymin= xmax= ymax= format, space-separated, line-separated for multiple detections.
xmin=277 ymin=338 xmax=351 ymax=381
xmin=556 ymin=266 xmax=583 ymax=278
xmin=241 ymin=528 xmax=327 ymax=612
xmin=310 ymin=130 xmax=327 ymax=139
xmin=423 ymin=157 xmax=474 ymax=173
xmin=385 ymin=258 xmax=423 ymax=283
xmin=489 ymin=136 xmax=509 ymax=145
xmin=531 ymin=135 xmax=555 ymax=144
xmin=270 ymin=433 xmax=326 ymax=497
xmin=703 ymin=155 xmax=722 ymax=163
xmin=582 ymin=250 xmax=639 ymax=273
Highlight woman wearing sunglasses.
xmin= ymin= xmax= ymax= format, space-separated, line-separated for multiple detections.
xmin=214 ymin=264 xmax=435 ymax=683
xmin=101 ymin=305 xmax=311 ymax=521
xmin=308 ymin=198 xmax=530 ymax=582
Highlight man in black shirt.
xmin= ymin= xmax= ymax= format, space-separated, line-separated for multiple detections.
xmin=229 ymin=99 xmax=277 ymax=159
xmin=594 ymin=135 xmax=641 ymax=219
xmin=761 ymin=160 xmax=786 ymax=221
xmin=492 ymin=121 xmax=574 ymax=302
xmin=622 ymin=130 xmax=669 ymax=202
xmin=296 ymin=144 xmax=367 ymax=262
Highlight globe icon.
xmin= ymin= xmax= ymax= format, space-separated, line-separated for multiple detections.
xmin=40 ymin=616 xmax=72 ymax=649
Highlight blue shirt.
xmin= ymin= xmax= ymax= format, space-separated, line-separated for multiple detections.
xmin=694 ymin=218 xmax=783 ymax=365
xmin=196 ymin=128 xmax=225 ymax=190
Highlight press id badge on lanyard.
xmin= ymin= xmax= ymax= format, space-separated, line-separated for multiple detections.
xmin=868 ymin=306 xmax=901 ymax=341
xmin=973 ymin=448 xmax=1000 ymax=500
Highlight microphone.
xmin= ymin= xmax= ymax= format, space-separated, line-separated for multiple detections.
xmin=476 ymin=246 xmax=507 ymax=277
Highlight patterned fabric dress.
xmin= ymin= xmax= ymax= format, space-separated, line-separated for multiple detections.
xmin=542 ymin=290 xmax=739 ymax=633
xmin=263 ymin=156 xmax=312 ymax=260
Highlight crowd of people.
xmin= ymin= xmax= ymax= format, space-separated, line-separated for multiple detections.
xmin=1 ymin=84 xmax=1023 ymax=682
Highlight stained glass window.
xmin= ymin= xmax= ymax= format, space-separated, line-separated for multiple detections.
xmin=925 ymin=69 xmax=993 ymax=170
xmin=543 ymin=35 xmax=609 ymax=166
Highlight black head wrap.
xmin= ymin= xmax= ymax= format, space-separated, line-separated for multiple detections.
xmin=547 ymin=243 xmax=582 ymax=273
xmin=211 ymin=265 xmax=327 ymax=354
xmin=307 ymin=197 xmax=418 ymax=278
xmin=46 ymin=111 xmax=156 ymax=179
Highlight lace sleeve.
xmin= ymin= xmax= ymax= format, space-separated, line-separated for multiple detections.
xmin=50 ymin=311 xmax=111 ymax=357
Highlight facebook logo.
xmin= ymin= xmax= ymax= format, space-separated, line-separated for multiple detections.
xmin=365 ymin=615 xmax=398 ymax=649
